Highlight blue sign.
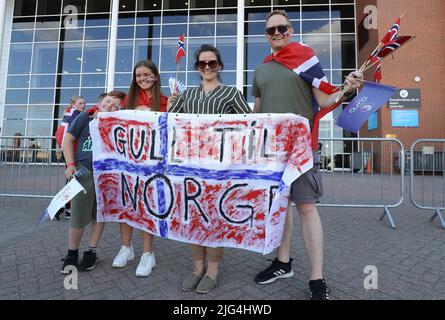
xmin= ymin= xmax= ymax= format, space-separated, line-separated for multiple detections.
xmin=368 ymin=112 xmax=378 ymax=131
xmin=391 ymin=110 xmax=419 ymax=127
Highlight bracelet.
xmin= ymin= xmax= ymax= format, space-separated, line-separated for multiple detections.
xmin=66 ymin=162 xmax=76 ymax=168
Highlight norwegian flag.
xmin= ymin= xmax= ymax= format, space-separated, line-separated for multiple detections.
xmin=55 ymin=106 xmax=82 ymax=148
xmin=373 ymin=35 xmax=414 ymax=60
xmin=175 ymin=34 xmax=186 ymax=64
xmin=381 ymin=17 xmax=401 ymax=45
xmin=263 ymin=42 xmax=340 ymax=149
xmin=374 ymin=62 xmax=382 ymax=83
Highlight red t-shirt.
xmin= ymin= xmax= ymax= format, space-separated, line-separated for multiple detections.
xmin=121 ymin=90 xmax=168 ymax=112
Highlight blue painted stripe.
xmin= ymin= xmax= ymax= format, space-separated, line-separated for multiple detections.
xmin=156 ymin=179 xmax=168 ymax=238
xmin=93 ymin=160 xmax=283 ymax=182
xmin=158 ymin=113 xmax=169 ymax=167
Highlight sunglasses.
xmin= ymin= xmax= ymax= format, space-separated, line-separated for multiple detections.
xmin=266 ymin=24 xmax=290 ymax=36
xmin=197 ymin=60 xmax=219 ymax=70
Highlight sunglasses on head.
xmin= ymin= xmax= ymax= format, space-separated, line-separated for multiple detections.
xmin=266 ymin=24 xmax=290 ymax=36
xmin=198 ymin=60 xmax=219 ymax=70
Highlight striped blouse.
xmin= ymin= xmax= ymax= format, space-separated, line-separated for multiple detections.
xmin=168 ymin=85 xmax=251 ymax=114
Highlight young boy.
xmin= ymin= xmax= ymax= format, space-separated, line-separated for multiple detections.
xmin=61 ymin=91 xmax=126 ymax=273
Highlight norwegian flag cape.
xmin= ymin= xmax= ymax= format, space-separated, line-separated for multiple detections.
xmin=263 ymin=42 xmax=341 ymax=150
xmin=55 ymin=106 xmax=82 ymax=148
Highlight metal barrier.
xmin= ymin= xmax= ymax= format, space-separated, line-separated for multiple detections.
xmin=318 ymin=138 xmax=405 ymax=229
xmin=0 ymin=136 xmax=66 ymax=198
xmin=410 ymin=139 xmax=445 ymax=229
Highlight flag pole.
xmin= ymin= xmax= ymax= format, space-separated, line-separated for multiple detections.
xmin=175 ymin=61 xmax=180 ymax=93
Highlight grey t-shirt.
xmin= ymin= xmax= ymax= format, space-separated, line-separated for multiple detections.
xmin=67 ymin=112 xmax=93 ymax=171
xmin=252 ymin=60 xmax=315 ymax=127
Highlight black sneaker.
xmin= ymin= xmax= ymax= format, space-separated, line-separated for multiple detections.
xmin=64 ymin=209 xmax=71 ymax=219
xmin=254 ymin=258 xmax=294 ymax=284
xmin=309 ymin=279 xmax=331 ymax=300
xmin=61 ymin=254 xmax=78 ymax=274
xmin=54 ymin=208 xmax=64 ymax=221
xmin=79 ymin=250 xmax=98 ymax=272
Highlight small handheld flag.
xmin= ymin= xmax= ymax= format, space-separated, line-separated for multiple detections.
xmin=175 ymin=34 xmax=186 ymax=64
xmin=336 ymin=82 xmax=397 ymax=134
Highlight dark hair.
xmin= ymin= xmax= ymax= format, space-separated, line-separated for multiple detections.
xmin=266 ymin=10 xmax=292 ymax=28
xmin=107 ymin=90 xmax=126 ymax=101
xmin=98 ymin=92 xmax=107 ymax=102
xmin=194 ymin=44 xmax=224 ymax=82
xmin=69 ymin=95 xmax=84 ymax=105
xmin=126 ymin=60 xmax=162 ymax=111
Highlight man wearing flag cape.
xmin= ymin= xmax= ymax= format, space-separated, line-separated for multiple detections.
xmin=252 ymin=10 xmax=363 ymax=300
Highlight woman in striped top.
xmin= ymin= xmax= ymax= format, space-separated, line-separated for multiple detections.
xmin=169 ymin=44 xmax=251 ymax=294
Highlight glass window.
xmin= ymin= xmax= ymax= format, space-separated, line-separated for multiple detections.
xmin=217 ymin=0 xmax=237 ymax=7
xmin=2 ymin=120 xmax=26 ymax=136
xmin=29 ymin=89 xmax=55 ymax=104
xmin=87 ymin=0 xmax=111 ymax=13
xmin=116 ymin=41 xmax=133 ymax=72
xmin=245 ymin=9 xmax=270 ymax=21
xmin=332 ymin=34 xmax=355 ymax=69
xmin=216 ymin=9 xmax=237 ymax=22
xmin=302 ymin=20 xmax=330 ymax=34
xmin=30 ymin=75 xmax=56 ymax=88
xmin=302 ymin=6 xmax=330 ymax=19
xmin=14 ymin=0 xmax=37 ymax=16
xmin=60 ymin=74 xmax=80 ymax=87
xmin=119 ymin=0 xmax=136 ymax=12
xmin=84 ymin=27 xmax=109 ymax=40
xmin=62 ymin=0 xmax=86 ymax=14
xmin=7 ymin=76 xmax=30 ymax=89
xmin=189 ymin=23 xmax=215 ymax=37
xmin=220 ymin=71 xmax=236 ymax=86
xmin=27 ymin=120 xmax=52 ymax=136
xmin=274 ymin=0 xmax=300 ymax=5
xmin=162 ymin=24 xmax=188 ymax=38
xmin=32 ymin=43 xmax=58 ymax=74
xmin=28 ymin=106 xmax=54 ymax=119
xmin=185 ymin=38 xmax=211 ymax=72
xmin=80 ymin=88 xmax=106 ymax=104
xmin=58 ymin=88 xmax=80 ymax=105
xmin=190 ymin=0 xmax=215 ymax=8
xmin=245 ymin=37 xmax=270 ymax=70
xmin=60 ymin=42 xmax=82 ymax=73
xmin=11 ymin=30 xmax=34 ymax=43
xmin=8 ymin=44 xmax=32 ymax=74
xmin=274 ymin=6 xmax=301 ymax=19
xmin=114 ymin=73 xmax=132 ymax=88
xmin=331 ymin=5 xmax=355 ymax=19
xmin=37 ymin=0 xmax=62 ymax=15
xmin=163 ymin=1 xmax=188 ymax=10
xmin=137 ymin=1 xmax=162 ymax=11
xmin=82 ymin=41 xmax=108 ymax=73
xmin=163 ymin=11 xmax=188 ymax=23
xmin=81 ymin=74 xmax=106 ymax=87
xmin=85 ymin=14 xmax=110 ymax=27
xmin=61 ymin=13 xmax=85 ymax=29
xmin=134 ymin=39 xmax=160 ymax=66
xmin=35 ymin=29 xmax=60 ymax=42
xmin=12 ymin=17 xmax=35 ymax=30
xmin=4 ymin=106 xmax=27 ymax=120
xmin=135 ymin=25 xmax=161 ymax=39
xmin=64 ymin=26 xmax=85 ymax=41
xmin=118 ymin=13 xmax=135 ymax=25
xmin=301 ymin=35 xmax=330 ymax=69
xmin=6 ymin=89 xmax=29 ymax=105
xmin=245 ymin=0 xmax=271 ymax=6
xmin=36 ymin=16 xmax=61 ymax=29
xmin=136 ymin=11 xmax=161 ymax=25
xmin=331 ymin=19 xmax=355 ymax=34
xmin=216 ymin=23 xmax=237 ymax=36
xmin=245 ymin=21 xmax=267 ymax=36
xmin=117 ymin=26 xmax=135 ymax=39
xmin=216 ymin=37 xmax=237 ymax=70
xmin=189 ymin=11 xmax=215 ymax=23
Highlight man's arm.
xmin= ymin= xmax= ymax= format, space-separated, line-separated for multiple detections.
xmin=313 ymin=70 xmax=363 ymax=109
xmin=62 ymin=132 xmax=77 ymax=179
xmin=253 ymin=97 xmax=261 ymax=113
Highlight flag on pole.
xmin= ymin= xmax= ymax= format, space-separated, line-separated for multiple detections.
xmin=381 ymin=17 xmax=401 ymax=45
xmin=175 ymin=34 xmax=186 ymax=64
xmin=336 ymin=82 xmax=397 ymax=133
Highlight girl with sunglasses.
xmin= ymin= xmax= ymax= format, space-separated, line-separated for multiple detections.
xmin=169 ymin=44 xmax=251 ymax=294
xmin=112 ymin=60 xmax=168 ymax=277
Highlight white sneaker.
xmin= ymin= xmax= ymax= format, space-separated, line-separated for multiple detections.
xmin=135 ymin=252 xmax=156 ymax=277
xmin=112 ymin=245 xmax=134 ymax=268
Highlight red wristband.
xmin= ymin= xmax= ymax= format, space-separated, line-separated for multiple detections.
xmin=66 ymin=162 xmax=76 ymax=167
